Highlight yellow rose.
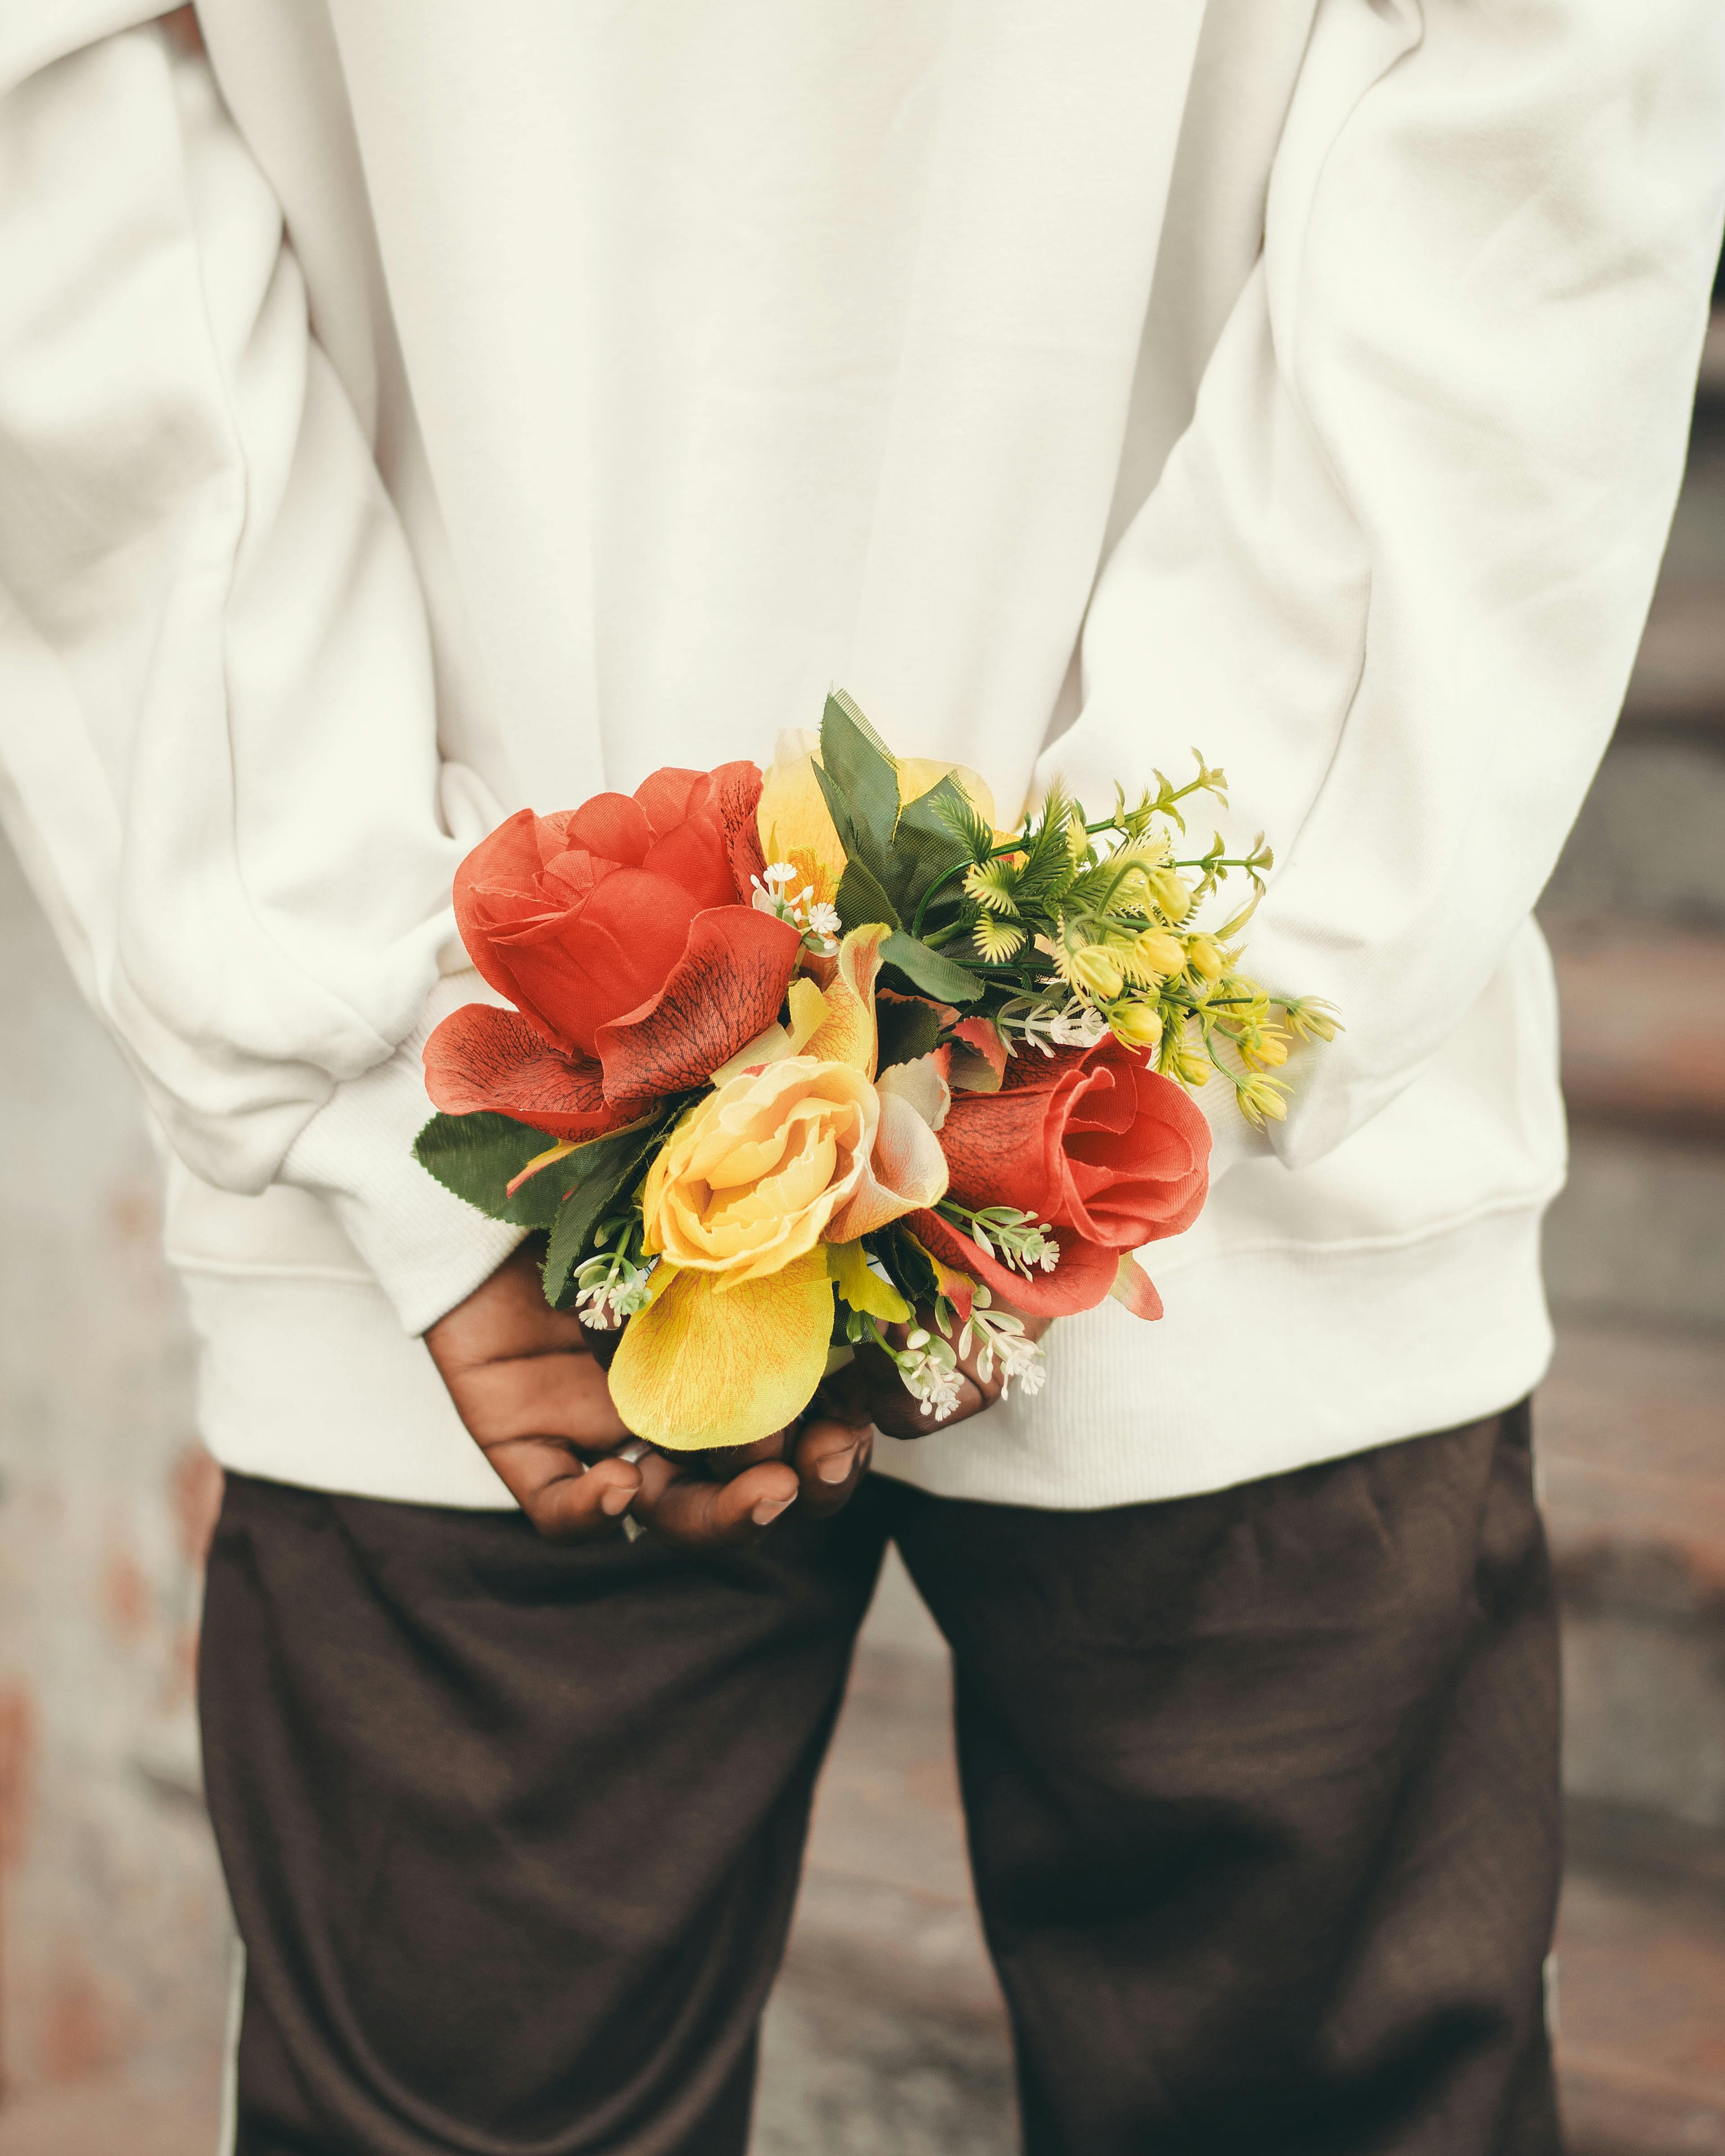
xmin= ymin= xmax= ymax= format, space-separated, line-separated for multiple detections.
xmin=642 ymin=1058 xmax=877 ymax=1284
xmin=609 ymin=923 xmax=954 ymax=1451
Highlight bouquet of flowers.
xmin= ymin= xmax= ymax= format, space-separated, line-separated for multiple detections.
xmin=415 ymin=694 xmax=1336 ymax=1450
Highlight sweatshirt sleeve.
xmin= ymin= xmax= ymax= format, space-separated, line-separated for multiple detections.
xmin=1053 ymin=0 xmax=1725 ymax=1179
xmin=0 ymin=17 xmax=521 ymax=1332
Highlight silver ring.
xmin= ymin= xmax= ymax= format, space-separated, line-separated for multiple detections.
xmin=614 ymin=1439 xmax=651 ymax=1466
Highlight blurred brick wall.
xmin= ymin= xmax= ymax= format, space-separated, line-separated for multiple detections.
xmin=0 ymin=834 xmax=229 ymax=2108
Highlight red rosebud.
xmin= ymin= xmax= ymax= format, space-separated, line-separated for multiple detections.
xmin=937 ymin=1037 xmax=1210 ymax=1251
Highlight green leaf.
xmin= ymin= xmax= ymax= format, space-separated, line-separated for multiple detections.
xmin=875 ymin=994 xmax=943 ymax=1069
xmin=819 ymin=691 xmax=900 ymax=862
xmin=928 ymin=781 xmax=997 ymax=864
xmin=834 ymin=855 xmax=901 ymax=934
xmin=413 ymin=1112 xmax=572 ymax=1228
xmin=542 ymin=1116 xmax=670 ymax=1308
xmin=879 ymin=929 xmax=983 ymax=1005
xmin=886 ymin=774 xmax=973 ymax=918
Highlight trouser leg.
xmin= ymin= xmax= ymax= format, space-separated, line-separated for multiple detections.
xmin=199 ymin=1472 xmax=893 ymax=2156
xmin=894 ymin=1403 xmax=1563 ymax=2156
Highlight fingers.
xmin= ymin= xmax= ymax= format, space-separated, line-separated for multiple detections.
xmin=629 ymin=1448 xmax=801 ymax=1548
xmin=861 ymin=1340 xmax=986 ymax=1439
xmin=426 ymin=1246 xmax=588 ymax=1374
xmin=450 ymin=1350 xmax=631 ymax=1452
xmin=848 ymin=1308 xmax=1024 ymax=1440
xmin=480 ymin=1434 xmax=643 ymax=1543
xmin=792 ymin=1413 xmax=873 ymax=1516
xmin=426 ymin=1250 xmax=645 ymax=1542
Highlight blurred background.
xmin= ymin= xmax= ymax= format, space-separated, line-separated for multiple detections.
xmin=0 ymin=317 xmax=1721 ymax=2156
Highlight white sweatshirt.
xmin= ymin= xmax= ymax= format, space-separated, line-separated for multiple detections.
xmin=1 ymin=1 xmax=1720 ymax=1511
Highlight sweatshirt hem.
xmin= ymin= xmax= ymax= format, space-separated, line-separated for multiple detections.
xmin=180 ymin=1192 xmax=1557 ymax=1513
xmin=869 ymin=1192 xmax=1555 ymax=1508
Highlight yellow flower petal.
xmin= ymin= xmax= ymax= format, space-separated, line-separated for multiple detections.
xmin=785 ymin=975 xmax=828 ymax=1052
xmin=826 ymin=1238 xmax=912 ymax=1325
xmin=802 ymin=924 xmax=888 ymax=1075
xmin=757 ymin=757 xmax=847 ymax=904
xmin=708 ymin=976 xmax=835 ymax=1084
xmin=607 ymin=1255 xmax=834 ymax=1451
xmin=897 ymin=757 xmax=997 ymax=830
xmin=758 ymin=742 xmax=999 ymax=908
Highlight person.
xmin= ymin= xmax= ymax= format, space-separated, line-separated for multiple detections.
xmin=2 ymin=5 xmax=1721 ymax=2151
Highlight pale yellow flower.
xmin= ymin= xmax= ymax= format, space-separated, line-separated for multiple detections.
xmin=1069 ymin=943 xmax=1125 ymax=1000
xmin=1146 ymin=867 xmax=1194 ymax=923
xmin=1284 ymin=997 xmax=1343 ymax=1044
xmin=1240 ymin=1028 xmax=1290 ymax=1071
xmin=1237 ymin=1074 xmax=1290 ymax=1127
xmin=1123 ymin=928 xmax=1186 ymax=983
xmin=1109 ymin=1001 xmax=1164 ymax=1050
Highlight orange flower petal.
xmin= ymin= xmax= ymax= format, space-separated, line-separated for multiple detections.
xmin=595 ymin=906 xmax=801 ymax=1101
xmin=423 ymin=1004 xmax=650 ymax=1140
xmin=607 ymin=1254 xmax=835 ymax=1451
xmin=1110 ymin=1251 xmax=1165 ymax=1321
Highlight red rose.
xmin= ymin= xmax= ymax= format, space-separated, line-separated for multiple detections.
xmin=939 ymin=1037 xmax=1210 ymax=1250
xmin=455 ymin=763 xmax=766 ymax=1057
xmin=424 ymin=762 xmax=796 ymax=1140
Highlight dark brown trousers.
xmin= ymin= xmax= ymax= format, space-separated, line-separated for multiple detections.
xmin=200 ymin=1403 xmax=1562 ymax=2156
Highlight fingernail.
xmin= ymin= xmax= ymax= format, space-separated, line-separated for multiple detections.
xmin=817 ymin=1447 xmax=857 ymax=1485
xmin=600 ymin=1484 xmax=634 ymax=1516
xmin=752 ymin=1496 xmax=793 ymax=1526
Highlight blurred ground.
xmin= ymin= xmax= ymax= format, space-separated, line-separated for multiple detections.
xmin=0 ymin=328 xmax=1721 ymax=2156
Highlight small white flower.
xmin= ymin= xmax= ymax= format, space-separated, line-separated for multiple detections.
xmin=763 ymin=861 xmax=799 ymax=889
xmin=575 ymin=1284 xmax=623 ymax=1330
xmin=898 ymin=1344 xmax=965 ymax=1422
xmin=807 ymin=902 xmax=841 ymax=937
xmin=1049 ymin=1003 xmax=1108 ymax=1048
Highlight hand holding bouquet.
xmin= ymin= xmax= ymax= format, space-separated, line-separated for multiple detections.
xmin=415 ymin=695 xmax=1335 ymax=1452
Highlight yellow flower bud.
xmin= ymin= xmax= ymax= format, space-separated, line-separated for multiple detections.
xmin=1165 ymin=1042 xmax=1210 ymax=1088
xmin=1241 ymin=1029 xmax=1289 ymax=1070
xmin=1148 ymin=868 xmax=1193 ymax=923
xmin=1070 ymin=944 xmax=1125 ymax=999
xmin=1127 ymin=928 xmax=1186 ymax=982
xmin=1237 ymin=1075 xmax=1289 ymax=1128
xmin=1185 ymin=937 xmax=1225 ymax=983
xmin=1109 ymin=1001 xmax=1164 ymax=1050
xmin=1284 ymin=997 xmax=1342 ymax=1044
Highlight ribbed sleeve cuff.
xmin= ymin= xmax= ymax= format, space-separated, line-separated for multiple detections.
xmin=280 ymin=970 xmax=525 ymax=1335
